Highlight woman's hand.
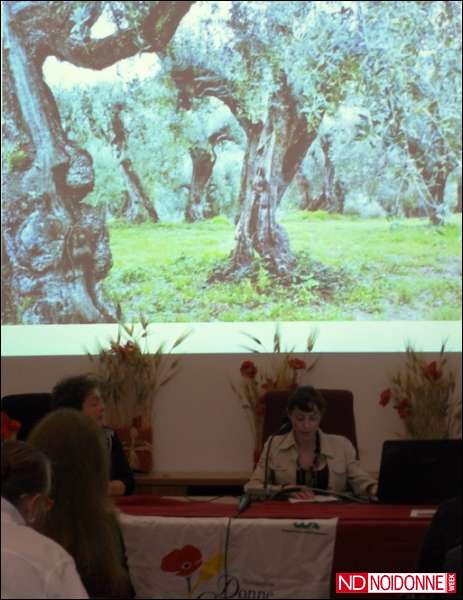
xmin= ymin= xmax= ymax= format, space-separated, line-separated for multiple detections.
xmin=292 ymin=487 xmax=315 ymax=500
xmin=367 ymin=483 xmax=378 ymax=497
xmin=108 ymin=480 xmax=126 ymax=496
xmin=281 ymin=485 xmax=315 ymax=500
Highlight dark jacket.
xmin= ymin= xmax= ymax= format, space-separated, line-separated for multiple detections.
xmin=105 ymin=428 xmax=135 ymax=496
xmin=416 ymin=496 xmax=462 ymax=572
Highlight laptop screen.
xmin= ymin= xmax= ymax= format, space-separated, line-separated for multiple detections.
xmin=377 ymin=439 xmax=462 ymax=505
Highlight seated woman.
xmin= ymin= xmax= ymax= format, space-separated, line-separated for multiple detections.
xmin=28 ymin=409 xmax=134 ymax=599
xmin=1 ymin=440 xmax=88 ymax=599
xmin=51 ymin=374 xmax=135 ymax=496
xmin=245 ymin=386 xmax=377 ymax=499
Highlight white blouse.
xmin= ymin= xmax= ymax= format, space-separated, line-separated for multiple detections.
xmin=1 ymin=497 xmax=88 ymax=599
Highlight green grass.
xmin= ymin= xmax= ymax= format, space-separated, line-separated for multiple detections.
xmin=102 ymin=211 xmax=462 ymax=322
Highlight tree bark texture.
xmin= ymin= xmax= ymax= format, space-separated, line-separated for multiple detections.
xmin=173 ymin=68 xmax=319 ymax=280
xmin=2 ymin=3 xmax=112 ymax=323
xmin=110 ymin=104 xmax=159 ymax=223
xmin=314 ymin=134 xmax=344 ymax=213
xmin=407 ymin=135 xmax=451 ymax=225
xmin=224 ymin=75 xmax=318 ymax=280
xmin=2 ymin=1 xmax=193 ymax=323
xmin=185 ymin=125 xmax=237 ymax=222
xmin=185 ymin=147 xmax=217 ymax=222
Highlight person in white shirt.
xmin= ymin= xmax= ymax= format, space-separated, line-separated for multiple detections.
xmin=1 ymin=439 xmax=88 ymax=599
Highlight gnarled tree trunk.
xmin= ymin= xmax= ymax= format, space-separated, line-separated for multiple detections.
xmin=315 ymin=134 xmax=344 ymax=213
xmin=185 ymin=126 xmax=237 ymax=222
xmin=173 ymin=68 xmax=319 ymax=280
xmin=407 ymin=135 xmax=451 ymax=225
xmin=2 ymin=1 xmax=193 ymax=323
xmin=110 ymin=104 xmax=159 ymax=223
xmin=222 ymin=77 xmax=318 ymax=280
xmin=185 ymin=147 xmax=217 ymax=222
xmin=2 ymin=3 xmax=112 ymax=323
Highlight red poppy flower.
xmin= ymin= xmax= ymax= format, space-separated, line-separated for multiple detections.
xmin=397 ymin=406 xmax=413 ymax=419
xmin=240 ymin=360 xmax=257 ymax=379
xmin=396 ymin=398 xmax=411 ymax=409
xmin=422 ymin=361 xmax=442 ymax=382
xmin=161 ymin=545 xmax=202 ymax=577
xmin=395 ymin=398 xmax=412 ymax=419
xmin=379 ymin=388 xmax=392 ymax=406
xmin=287 ymin=357 xmax=306 ymax=370
xmin=1 ymin=412 xmax=21 ymax=440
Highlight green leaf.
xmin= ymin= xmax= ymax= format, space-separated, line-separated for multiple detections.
xmin=239 ymin=345 xmax=261 ymax=353
xmin=240 ymin=331 xmax=264 ymax=347
xmin=170 ymin=329 xmax=192 ymax=351
xmin=273 ymin=324 xmax=281 ymax=353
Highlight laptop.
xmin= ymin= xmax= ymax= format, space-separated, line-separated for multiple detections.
xmin=376 ymin=439 xmax=462 ymax=504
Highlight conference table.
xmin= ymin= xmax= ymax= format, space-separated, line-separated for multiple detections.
xmin=115 ymin=495 xmax=435 ymax=598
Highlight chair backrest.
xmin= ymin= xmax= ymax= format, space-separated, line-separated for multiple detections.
xmin=1 ymin=393 xmax=52 ymax=440
xmin=262 ymin=388 xmax=358 ymax=454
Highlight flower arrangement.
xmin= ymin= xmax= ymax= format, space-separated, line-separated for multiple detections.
xmin=1 ymin=412 xmax=21 ymax=441
xmin=92 ymin=315 xmax=190 ymax=429
xmin=90 ymin=312 xmax=190 ymax=471
xmin=379 ymin=343 xmax=456 ymax=439
xmin=232 ymin=325 xmax=318 ymax=459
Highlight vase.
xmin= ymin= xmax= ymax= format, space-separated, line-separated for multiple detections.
xmin=115 ymin=422 xmax=153 ymax=473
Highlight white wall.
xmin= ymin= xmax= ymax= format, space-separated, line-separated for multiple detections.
xmin=2 ymin=352 xmax=461 ymax=475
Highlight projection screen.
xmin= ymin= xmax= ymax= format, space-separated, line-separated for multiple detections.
xmin=2 ymin=1 xmax=461 ymax=356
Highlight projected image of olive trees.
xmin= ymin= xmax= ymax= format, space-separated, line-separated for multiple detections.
xmin=2 ymin=1 xmax=461 ymax=324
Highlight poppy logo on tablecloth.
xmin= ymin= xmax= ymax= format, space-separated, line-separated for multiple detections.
xmin=161 ymin=544 xmax=202 ymax=577
xmin=161 ymin=545 xmax=225 ymax=597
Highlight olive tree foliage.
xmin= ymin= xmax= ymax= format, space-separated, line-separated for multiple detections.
xmin=2 ymin=0 xmax=194 ymax=324
xmin=53 ymin=75 xmax=179 ymax=221
xmin=354 ymin=0 xmax=462 ymax=224
xmin=52 ymin=73 xmax=245 ymax=222
xmin=284 ymin=2 xmax=461 ymax=222
xmin=170 ymin=0 xmax=362 ymax=281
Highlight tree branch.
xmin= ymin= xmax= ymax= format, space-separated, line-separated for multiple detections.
xmin=11 ymin=1 xmax=195 ymax=69
xmin=172 ymin=66 xmax=252 ymax=131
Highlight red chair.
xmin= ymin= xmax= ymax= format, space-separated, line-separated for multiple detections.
xmin=262 ymin=389 xmax=358 ymax=455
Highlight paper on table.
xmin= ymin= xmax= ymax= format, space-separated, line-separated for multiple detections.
xmin=410 ymin=509 xmax=437 ymax=518
xmin=289 ymin=494 xmax=339 ymax=503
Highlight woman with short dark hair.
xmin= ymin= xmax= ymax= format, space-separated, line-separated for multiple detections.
xmin=1 ymin=440 xmax=88 ymax=598
xmin=51 ymin=374 xmax=135 ymax=496
xmin=245 ymin=385 xmax=377 ymax=499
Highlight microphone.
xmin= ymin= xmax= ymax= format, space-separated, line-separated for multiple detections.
xmin=236 ymin=487 xmax=274 ymax=515
xmin=237 ymin=493 xmax=253 ymax=514
xmin=236 ymin=422 xmax=290 ymax=516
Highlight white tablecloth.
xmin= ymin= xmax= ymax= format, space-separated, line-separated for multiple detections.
xmin=121 ymin=514 xmax=338 ymax=599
